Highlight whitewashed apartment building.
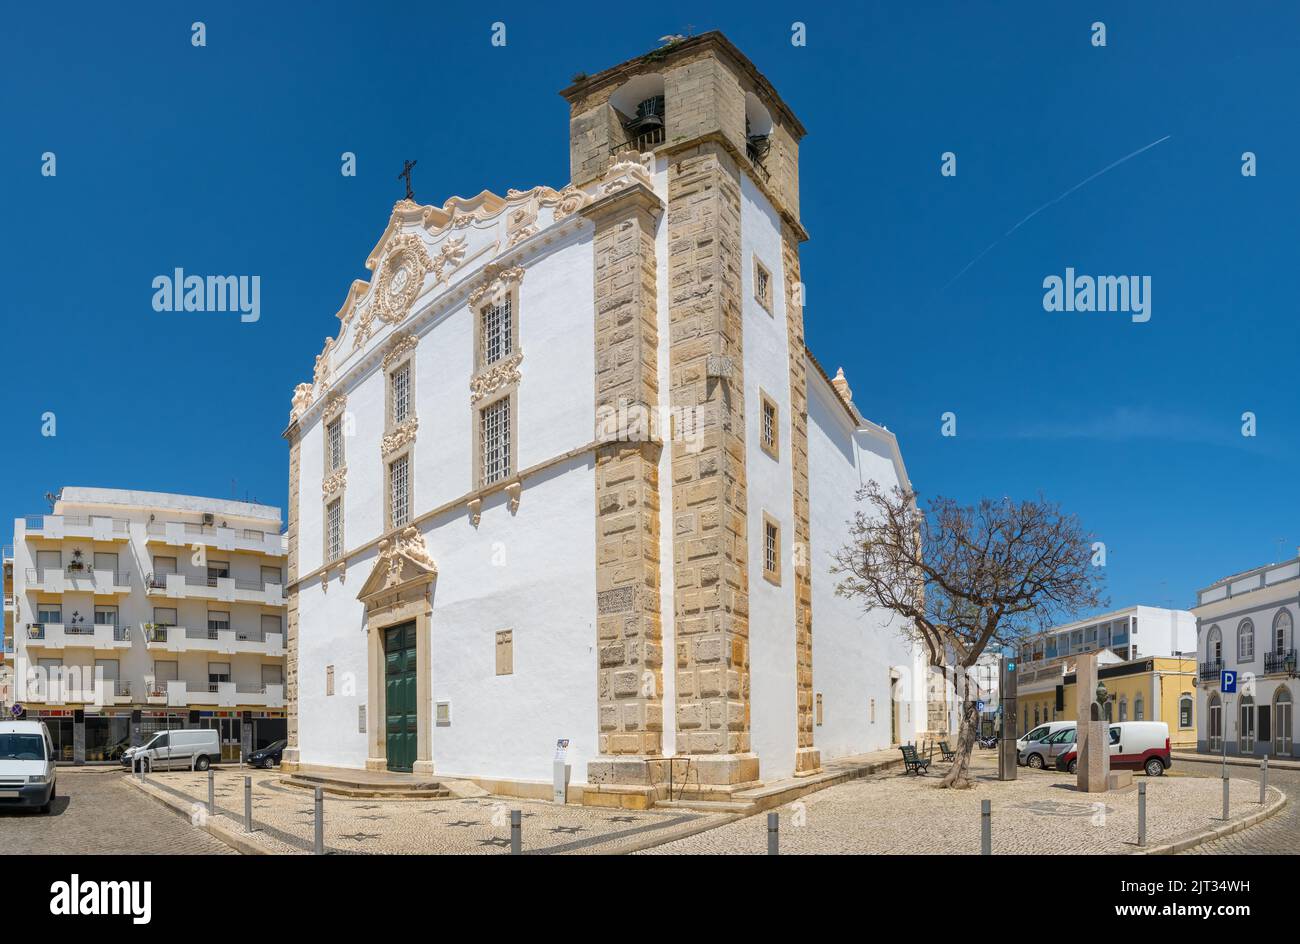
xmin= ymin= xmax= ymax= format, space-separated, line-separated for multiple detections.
xmin=283 ymin=33 xmax=941 ymax=807
xmin=1193 ymin=556 xmax=1297 ymax=758
xmin=10 ymin=488 xmax=288 ymax=762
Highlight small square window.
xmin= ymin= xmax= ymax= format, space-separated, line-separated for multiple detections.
xmin=753 ymin=257 xmax=773 ymax=314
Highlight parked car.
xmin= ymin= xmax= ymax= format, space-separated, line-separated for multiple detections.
xmin=120 ymin=729 xmax=220 ymax=772
xmin=1056 ymin=721 xmax=1171 ymax=776
xmin=247 ymin=739 xmax=285 ymax=769
xmin=1016 ymin=721 xmax=1076 ymax=768
xmin=0 ymin=720 xmax=58 ymax=813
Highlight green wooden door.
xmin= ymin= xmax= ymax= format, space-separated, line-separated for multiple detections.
xmin=384 ymin=622 xmax=417 ymax=772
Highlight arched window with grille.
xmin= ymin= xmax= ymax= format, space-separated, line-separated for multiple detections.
xmin=1179 ymin=693 xmax=1193 ymax=729
xmin=1119 ymin=695 xmax=1128 ymax=722
xmin=1206 ymin=624 xmax=1222 ymax=664
xmin=1135 ymin=694 xmax=1145 ymax=721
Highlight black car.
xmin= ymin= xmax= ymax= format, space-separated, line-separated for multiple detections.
xmin=247 ymin=739 xmax=286 ymax=769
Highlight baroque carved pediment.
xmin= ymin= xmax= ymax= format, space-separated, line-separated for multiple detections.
xmin=322 ymin=466 xmax=347 ymax=497
xmin=357 ymin=526 xmax=437 ymax=603
xmin=382 ymin=416 xmax=419 ymax=457
xmin=470 ymin=350 xmax=523 ymax=402
xmin=468 ymin=264 xmax=525 ymax=308
xmin=382 ymin=332 xmax=419 ymax=371
xmin=354 ymin=233 xmax=432 ymax=350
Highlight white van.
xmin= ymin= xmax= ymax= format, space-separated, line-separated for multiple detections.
xmin=121 ymin=729 xmax=220 ymax=772
xmin=1016 ymin=721 xmax=1076 ymax=768
xmin=1057 ymin=721 xmax=1172 ymax=776
xmin=0 ymin=720 xmax=58 ymax=813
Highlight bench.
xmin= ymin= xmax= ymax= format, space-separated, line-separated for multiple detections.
xmin=900 ymin=744 xmax=931 ymax=775
xmin=938 ymin=741 xmax=956 ymax=762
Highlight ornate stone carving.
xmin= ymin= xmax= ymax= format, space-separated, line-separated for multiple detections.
xmin=600 ymin=150 xmax=655 ymax=195
xmin=505 ymin=481 xmax=522 ymax=514
xmin=376 ymin=526 xmax=438 ymax=588
xmin=321 ymin=391 xmax=348 ymax=423
xmin=468 ymin=263 xmax=525 ymax=309
xmin=290 ymin=383 xmax=314 ymax=421
xmin=322 ymin=467 xmax=347 ymax=497
xmin=467 ymin=497 xmax=482 ymax=527
xmin=469 ymin=350 xmax=523 ymax=402
xmin=543 ymin=184 xmax=592 ymax=222
xmin=382 ymin=416 xmax=419 ymax=457
xmin=507 ymin=225 xmax=537 ymax=248
xmin=382 ymin=332 xmax=418 ymax=371
xmin=354 ymin=233 xmax=432 ymax=350
xmin=431 ymin=236 xmax=467 ymax=284
xmin=313 ymin=336 xmax=336 ymax=391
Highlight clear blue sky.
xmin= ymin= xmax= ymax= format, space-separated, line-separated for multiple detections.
xmin=2 ymin=2 xmax=1296 ymax=615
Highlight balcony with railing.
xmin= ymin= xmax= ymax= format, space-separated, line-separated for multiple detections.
xmin=1264 ymin=649 xmax=1298 ymax=676
xmin=141 ymin=623 xmax=283 ymax=656
xmin=145 ymin=520 xmax=287 ymax=557
xmin=144 ymin=572 xmax=284 ymax=605
xmin=24 ymin=622 xmax=132 ymax=650
xmin=23 ymin=514 xmax=130 ymax=542
xmin=1199 ymin=659 xmax=1223 ymax=681
xmin=166 ymin=679 xmax=285 ymax=708
xmin=24 ymin=567 xmax=130 ymax=595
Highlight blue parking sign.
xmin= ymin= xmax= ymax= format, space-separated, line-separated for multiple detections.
xmin=976 ymin=700 xmax=985 ymax=713
xmin=1221 ymin=670 xmax=1237 ymax=693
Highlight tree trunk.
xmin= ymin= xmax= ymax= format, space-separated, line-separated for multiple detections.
xmin=941 ymin=698 xmax=980 ymax=788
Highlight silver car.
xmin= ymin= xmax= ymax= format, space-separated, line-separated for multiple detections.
xmin=1017 ymin=721 xmax=1075 ymax=769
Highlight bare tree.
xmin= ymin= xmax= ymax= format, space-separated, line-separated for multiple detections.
xmin=832 ymin=482 xmax=1106 ymax=787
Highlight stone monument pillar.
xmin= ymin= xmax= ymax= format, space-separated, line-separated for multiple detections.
xmin=1074 ymin=652 xmax=1110 ymax=793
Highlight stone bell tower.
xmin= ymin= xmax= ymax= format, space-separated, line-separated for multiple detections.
xmin=563 ymin=33 xmax=813 ymax=806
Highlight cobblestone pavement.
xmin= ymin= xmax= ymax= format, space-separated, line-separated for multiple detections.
xmin=0 ymin=767 xmax=234 ymax=854
xmin=1174 ymin=757 xmax=1298 ymax=855
xmin=133 ymin=767 xmax=729 ymax=854
xmin=639 ymin=753 xmax=1281 ymax=855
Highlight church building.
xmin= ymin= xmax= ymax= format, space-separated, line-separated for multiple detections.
xmin=282 ymin=33 xmax=938 ymax=806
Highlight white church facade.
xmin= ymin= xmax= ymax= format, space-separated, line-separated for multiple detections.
xmin=283 ymin=33 xmax=939 ymax=806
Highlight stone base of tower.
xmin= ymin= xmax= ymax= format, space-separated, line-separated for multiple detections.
xmin=583 ymin=752 xmax=762 ymax=809
xmin=794 ymin=747 xmax=822 ymax=776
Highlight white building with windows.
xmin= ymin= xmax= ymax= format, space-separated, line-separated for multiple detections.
xmin=283 ymin=33 xmax=946 ymax=807
xmin=9 ymin=488 xmax=288 ymax=763
xmin=1193 ymin=556 xmax=1297 ymax=758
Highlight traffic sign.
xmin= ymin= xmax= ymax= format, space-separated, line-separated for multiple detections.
xmin=1221 ymin=670 xmax=1237 ymax=694
xmin=976 ymin=700 xmax=985 ymax=713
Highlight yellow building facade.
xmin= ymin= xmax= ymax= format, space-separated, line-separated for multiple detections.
xmin=1017 ymin=657 xmax=1197 ymax=749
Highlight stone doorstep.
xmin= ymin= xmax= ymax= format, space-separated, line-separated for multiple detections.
xmin=1172 ymin=751 xmax=1300 ymax=771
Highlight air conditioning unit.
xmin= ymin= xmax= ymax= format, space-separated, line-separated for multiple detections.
xmin=202 ymin=513 xmax=215 ymax=526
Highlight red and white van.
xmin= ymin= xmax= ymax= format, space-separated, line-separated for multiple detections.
xmin=1055 ymin=721 xmax=1172 ymax=777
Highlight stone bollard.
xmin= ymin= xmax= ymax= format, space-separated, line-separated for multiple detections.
xmin=980 ymin=800 xmax=992 ymax=855
xmin=510 ymin=809 xmax=522 ymax=855
xmin=1260 ymin=756 xmax=1268 ymax=805
xmin=767 ymin=812 xmax=779 ymax=855
xmin=244 ymin=776 xmax=253 ymax=833
xmin=1222 ymin=773 xmax=1230 ymax=821
xmin=1137 ymin=782 xmax=1146 ymax=847
xmin=314 ymin=786 xmax=324 ymax=855
xmin=207 ymin=767 xmax=214 ymax=816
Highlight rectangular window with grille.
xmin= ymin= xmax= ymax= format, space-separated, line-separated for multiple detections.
xmin=760 ymin=392 xmax=779 ymax=459
xmin=327 ymin=417 xmax=343 ymax=471
xmin=763 ymin=517 xmax=780 ymax=584
xmin=389 ymin=453 xmax=410 ymax=528
xmin=326 ymin=497 xmax=343 ymax=560
xmin=481 ymin=397 xmax=511 ymax=486
xmin=391 ymin=363 xmax=411 ymax=425
xmin=481 ymin=296 xmax=512 ymax=366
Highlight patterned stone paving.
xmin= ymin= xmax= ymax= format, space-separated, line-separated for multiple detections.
xmin=133 ymin=767 xmax=727 ymax=854
xmin=640 ymin=753 xmax=1283 ymax=855
xmin=1176 ymin=757 xmax=1300 ymax=855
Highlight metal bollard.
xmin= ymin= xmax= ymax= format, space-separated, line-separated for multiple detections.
xmin=1260 ymin=756 xmax=1268 ymax=805
xmin=510 ymin=809 xmax=521 ymax=855
xmin=1222 ymin=773 xmax=1230 ymax=821
xmin=207 ymin=767 xmax=214 ymax=816
xmin=244 ymin=776 xmax=253 ymax=833
xmin=980 ymin=799 xmax=991 ymax=855
xmin=767 ymin=812 xmax=779 ymax=855
xmin=1137 ymin=782 xmax=1146 ymax=847
xmin=314 ymin=786 xmax=324 ymax=855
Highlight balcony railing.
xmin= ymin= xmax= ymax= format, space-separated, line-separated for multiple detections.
xmin=26 ymin=623 xmax=45 ymax=640
xmin=145 ymin=572 xmax=170 ymax=589
xmin=1199 ymin=659 xmax=1223 ymax=681
xmin=111 ymin=680 xmax=131 ymax=697
xmin=1265 ymin=649 xmax=1297 ymax=675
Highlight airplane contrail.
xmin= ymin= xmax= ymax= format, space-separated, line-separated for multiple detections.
xmin=941 ymin=134 xmax=1172 ymax=291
